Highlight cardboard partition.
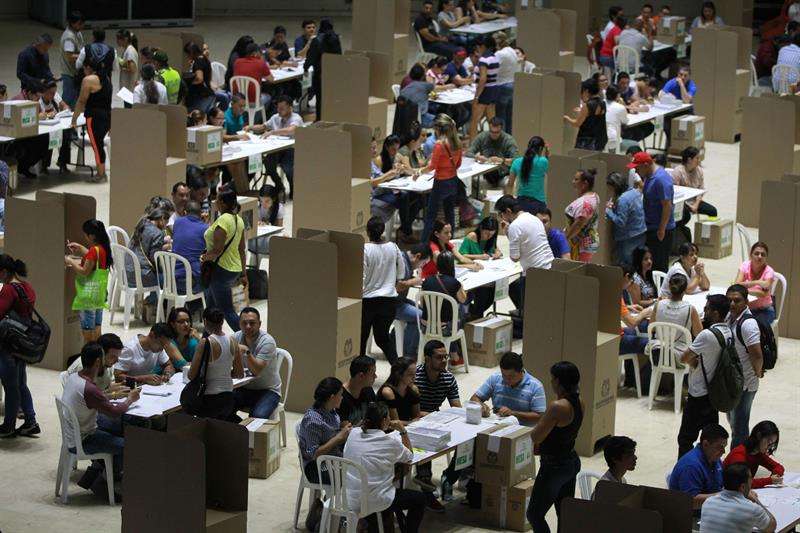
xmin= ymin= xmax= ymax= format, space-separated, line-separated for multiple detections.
xmin=553 ymin=9 xmax=577 ymax=53
xmin=5 ymin=191 xmax=95 ymax=369
xmin=656 ymin=17 xmax=687 ymax=43
xmin=352 ymin=0 xmax=395 ymax=54
xmin=137 ymin=30 xmax=204 ymax=71
xmin=0 ymin=100 xmax=38 ymax=138
xmin=776 ymin=94 xmax=800 ymax=145
xmin=512 ymin=73 xmax=565 ymax=155
xmin=474 ymin=425 xmax=535 ymax=487
xmin=593 ymin=482 xmax=693 ymax=533
xmin=392 ymin=34 xmax=409 ymax=79
xmin=322 ymin=53 xmax=370 ymax=123
xmin=122 ymin=415 xmax=248 ymax=533
xmin=348 ymin=49 xmax=393 ymax=101
xmin=560 ymin=498 xmax=664 ymax=533
xmin=481 ymin=479 xmax=534 ymax=532
xmin=715 ymin=0 xmax=754 ymax=29
xmin=516 ymin=7 xmax=567 ymax=71
xmin=738 ymin=97 xmax=797 ymax=226
xmin=550 ymin=0 xmax=599 ymax=52
xmin=394 ymin=0 xmax=410 ymax=33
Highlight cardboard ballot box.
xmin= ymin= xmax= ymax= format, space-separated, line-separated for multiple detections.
xmin=475 ymin=424 xmax=535 ymax=487
xmin=694 ymin=218 xmax=733 ymax=259
xmin=656 ymin=16 xmax=687 ymax=45
xmin=481 ymin=479 xmax=534 ymax=532
xmin=241 ymin=417 xmax=281 ymax=479
xmin=187 ymin=125 xmax=223 ymax=166
xmin=0 ymin=100 xmax=38 ymax=138
xmin=670 ymin=115 xmax=705 ymax=153
xmin=465 ymin=316 xmax=513 ymax=368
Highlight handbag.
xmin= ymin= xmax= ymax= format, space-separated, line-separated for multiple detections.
xmin=72 ymin=246 xmax=110 ymax=311
xmin=0 ymin=283 xmax=51 ymax=365
xmin=200 ymin=215 xmax=238 ymax=289
xmin=179 ymin=336 xmax=210 ymax=414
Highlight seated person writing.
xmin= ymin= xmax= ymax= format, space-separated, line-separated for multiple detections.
xmin=459 ymin=217 xmax=501 ymax=319
xmin=700 ymin=463 xmax=776 ymax=533
xmin=619 ymin=265 xmax=653 ymax=390
xmin=233 ymin=307 xmax=283 ymax=419
xmin=262 ymin=95 xmax=301 ymax=198
xmin=668 ymin=423 xmax=728 ymax=510
xmin=67 ymin=333 xmax=125 ymax=397
xmin=470 ymin=351 xmax=546 ymax=426
xmin=723 ymin=420 xmax=784 ymax=489
xmin=113 ymin=324 xmax=179 ymax=384
xmin=466 ymin=117 xmax=519 ymax=187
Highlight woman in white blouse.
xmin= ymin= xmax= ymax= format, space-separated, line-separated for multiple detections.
xmin=659 ymin=242 xmax=710 ymax=297
xmin=493 ymin=30 xmax=518 ymax=133
xmin=604 ymin=86 xmax=629 ymax=153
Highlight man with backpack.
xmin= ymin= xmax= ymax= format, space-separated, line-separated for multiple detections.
xmin=726 ymin=284 xmax=768 ymax=448
xmin=677 ymin=294 xmax=738 ymax=458
xmin=76 ymin=29 xmax=117 ymax=79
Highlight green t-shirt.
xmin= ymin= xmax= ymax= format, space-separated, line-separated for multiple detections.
xmin=204 ymin=213 xmax=244 ymax=273
xmin=459 ymin=236 xmax=495 ymax=256
xmin=510 ymin=155 xmax=548 ymax=203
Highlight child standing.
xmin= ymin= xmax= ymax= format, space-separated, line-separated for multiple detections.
xmin=65 ymin=219 xmax=113 ymax=342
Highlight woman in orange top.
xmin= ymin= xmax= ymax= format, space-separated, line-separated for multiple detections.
xmin=418 ymin=114 xmax=463 ymax=241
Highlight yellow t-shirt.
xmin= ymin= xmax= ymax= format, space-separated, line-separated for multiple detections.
xmin=204 ymin=212 xmax=244 ymax=273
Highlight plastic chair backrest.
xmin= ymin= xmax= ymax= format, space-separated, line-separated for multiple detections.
xmin=391 ymin=84 xmax=401 ymax=100
xmin=577 ymin=471 xmax=603 ymax=499
xmin=317 ymin=455 xmax=372 ymax=518
xmin=418 ymin=290 xmax=460 ymax=338
xmin=413 ymin=21 xmax=426 ymax=51
xmin=613 ymin=44 xmax=640 ymax=74
xmin=647 ymin=321 xmax=692 ymax=370
xmin=60 ymin=371 xmax=69 ymax=389
xmin=772 ymin=64 xmax=798 ymax=94
xmin=111 ymin=243 xmax=133 ymax=290
xmin=773 ymin=271 xmax=787 ymax=325
xmin=107 ymin=226 xmax=130 ymax=247
xmin=230 ymin=75 xmax=261 ymax=125
xmin=211 ymin=61 xmax=227 ymax=89
xmin=652 ymin=270 xmax=667 ymax=292
xmin=154 ymin=251 xmax=193 ymax=297
xmin=523 ymin=61 xmax=536 ymax=73
xmin=736 ymin=223 xmax=752 ymax=262
xmin=55 ymin=396 xmax=84 ymax=455
xmin=294 ymin=421 xmax=312 ymax=478
xmin=276 ymin=348 xmax=293 ymax=405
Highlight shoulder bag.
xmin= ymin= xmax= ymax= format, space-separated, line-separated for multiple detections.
xmin=179 ymin=336 xmax=211 ymax=414
xmin=200 ymin=215 xmax=238 ymax=289
xmin=0 ymin=283 xmax=51 ymax=365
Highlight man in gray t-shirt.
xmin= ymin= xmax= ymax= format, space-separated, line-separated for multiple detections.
xmin=232 ymin=307 xmax=283 ymax=419
xmin=59 ymin=11 xmax=85 ymax=107
xmin=617 ymin=19 xmax=652 ymax=72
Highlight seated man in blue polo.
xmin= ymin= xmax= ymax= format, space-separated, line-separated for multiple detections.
xmin=469 ymin=351 xmax=546 ymax=426
xmin=659 ymin=66 xmax=696 ymax=103
xmin=669 ymin=423 xmax=727 ymax=511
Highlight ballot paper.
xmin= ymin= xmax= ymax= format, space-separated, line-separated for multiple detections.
xmin=117 ymin=87 xmax=134 ymax=105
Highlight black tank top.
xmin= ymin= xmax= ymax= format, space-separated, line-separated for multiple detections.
xmin=539 ymin=393 xmax=583 ymax=457
xmin=577 ymin=97 xmax=607 ymax=147
xmin=85 ymin=75 xmax=112 ymax=118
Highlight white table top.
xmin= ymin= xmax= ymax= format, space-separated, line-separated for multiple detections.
xmin=380 ymin=157 xmax=498 ymax=193
xmin=256 ymin=224 xmax=284 ymax=238
xmin=626 ymin=101 xmax=693 ymax=127
xmin=755 ymin=472 xmax=800 ymax=533
xmin=220 ymin=135 xmax=295 ymax=164
xmin=119 ymin=373 xmax=253 ymax=419
xmin=674 ymin=185 xmax=705 ymax=204
xmin=272 ymin=60 xmax=306 ymax=83
xmin=652 ymin=33 xmax=692 ymax=52
xmin=0 ymin=113 xmax=86 ymax=143
xmin=450 ymin=16 xmax=517 ymax=35
xmin=430 ymin=85 xmax=476 ymax=106
xmin=456 ymin=256 xmax=522 ymax=291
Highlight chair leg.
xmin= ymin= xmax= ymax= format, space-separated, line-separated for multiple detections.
xmin=103 ymin=457 xmax=116 ymax=506
xmin=293 ymin=482 xmax=305 ymax=529
xmin=122 ymin=291 xmax=132 ymax=330
xmin=320 ymin=505 xmax=330 ymax=533
xmin=459 ymin=334 xmax=469 ymax=373
xmin=648 ymin=369 xmax=661 ymax=410
xmin=109 ymin=283 xmax=119 ymax=324
xmin=156 ymin=293 xmax=165 ymax=323
xmin=55 ymin=448 xmax=66 ymax=497
xmin=60 ymin=455 xmax=73 ymax=504
xmin=280 ymin=410 xmax=287 ymax=448
xmin=633 ymin=358 xmax=642 ymax=399
xmin=674 ymin=377 xmax=683 ymax=414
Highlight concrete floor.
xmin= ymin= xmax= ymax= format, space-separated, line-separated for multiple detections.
xmin=1 ymin=15 xmax=799 ymax=533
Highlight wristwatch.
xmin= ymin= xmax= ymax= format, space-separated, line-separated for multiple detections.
xmin=398 ymin=429 xmax=408 ymax=436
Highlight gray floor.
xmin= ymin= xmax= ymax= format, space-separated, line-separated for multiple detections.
xmin=1 ymin=15 xmax=799 ymax=533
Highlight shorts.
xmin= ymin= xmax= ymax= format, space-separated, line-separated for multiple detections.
xmin=78 ymin=309 xmax=103 ymax=330
xmin=477 ymin=85 xmax=500 ymax=105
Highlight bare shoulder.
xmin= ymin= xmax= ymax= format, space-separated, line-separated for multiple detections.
xmin=380 ymin=386 xmax=396 ymax=401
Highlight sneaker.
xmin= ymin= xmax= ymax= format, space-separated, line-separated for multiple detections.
xmin=441 ymin=479 xmax=454 ymax=502
xmin=17 ymin=421 xmax=41 ymax=437
xmin=0 ymin=425 xmax=17 ymax=438
xmin=414 ymin=476 xmax=437 ymax=492
xmin=426 ymin=497 xmax=446 ymax=513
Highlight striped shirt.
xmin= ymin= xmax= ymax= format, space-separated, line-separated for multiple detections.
xmin=777 ymin=44 xmax=800 ymax=85
xmin=699 ymin=490 xmax=771 ymax=533
xmin=478 ymin=53 xmax=500 ymax=87
xmin=415 ymin=364 xmax=460 ymax=413
xmin=298 ymin=407 xmax=342 ymax=466
xmin=474 ymin=372 xmax=547 ymax=426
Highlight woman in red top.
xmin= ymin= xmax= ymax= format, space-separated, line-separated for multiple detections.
xmin=723 ymin=420 xmax=785 ymax=489
xmin=0 ymin=254 xmax=39 ymax=438
xmin=421 ymin=220 xmax=481 ymax=279
xmin=418 ymin=114 xmax=464 ymax=241
xmin=599 ymin=15 xmax=625 ymax=71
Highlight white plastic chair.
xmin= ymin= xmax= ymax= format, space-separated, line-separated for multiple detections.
xmin=106 ymin=225 xmax=130 ymax=309
xmin=59 ymin=371 xmax=69 ymax=389
xmin=522 ymin=60 xmax=536 ymax=74
xmin=652 ymin=270 xmax=667 ymax=293
xmin=750 ymin=55 xmax=768 ymax=96
xmin=108 ymin=244 xmax=160 ymax=330
xmin=317 ymin=455 xmax=385 ymax=533
xmin=772 ymin=272 xmax=787 ymax=333
xmin=270 ymin=348 xmax=293 ymax=448
xmin=619 ymin=352 xmax=642 ymax=397
xmin=586 ymin=34 xmax=597 ymax=77
xmin=230 ymin=75 xmax=263 ymax=126
xmin=772 ymin=64 xmax=799 ymax=94
xmin=412 ymin=21 xmax=438 ymax=65
xmin=645 ymin=322 xmax=691 ymax=414
xmin=211 ymin=61 xmax=227 ymax=90
xmin=153 ymin=251 xmax=206 ymax=322
xmin=416 ymin=290 xmax=469 ymax=372
xmin=577 ymin=470 xmax=603 ymax=499
xmin=54 ymin=396 xmax=116 ymax=506
xmin=735 ymin=222 xmax=752 ymax=262
xmin=368 ymin=319 xmax=406 ymax=362
xmin=613 ymin=44 xmax=640 ymax=75
xmin=293 ymin=421 xmax=331 ymax=530
xmin=391 ymin=84 xmax=400 ymax=101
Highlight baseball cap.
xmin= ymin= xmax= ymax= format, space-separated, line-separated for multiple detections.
xmin=626 ymin=152 xmax=653 ymax=168
xmin=454 ymin=48 xmax=467 ymax=58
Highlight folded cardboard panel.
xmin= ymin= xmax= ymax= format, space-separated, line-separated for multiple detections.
xmin=553 ymin=9 xmax=577 ymax=53
xmin=205 ymin=510 xmax=248 ymax=533
xmin=759 ymin=180 xmax=796 ymax=337
xmin=352 ymin=0 xmax=395 ymax=54
xmin=368 ymin=96 xmax=389 ymax=140
xmin=474 ymin=425 xmax=535 ymax=487
xmin=594 ymin=482 xmax=693 ymax=533
xmin=578 ymin=332 xmax=619 ymax=456
xmin=351 ymin=178 xmax=371 ymax=231
xmin=778 ymin=95 xmax=800 ymax=144
xmin=523 ymin=268 xmax=567 ymax=389
xmin=560 ymin=498 xmax=664 ymax=533
xmin=550 ymin=0 xmax=597 ymax=51
xmin=321 ymin=54 xmax=371 ymax=125
xmin=512 ymin=72 xmax=565 ymax=155
xmin=393 ymin=34 xmax=409 ymax=78
xmin=516 ymin=7 xmax=562 ymax=71
xmin=558 ymin=51 xmax=575 ymax=73
xmin=337 ymin=298 xmax=363 ymax=381
xmin=395 ymin=0 xmax=410 ymax=33
xmin=715 ymin=0 xmax=754 ymax=29
xmin=789 ymin=176 xmax=800 ymax=338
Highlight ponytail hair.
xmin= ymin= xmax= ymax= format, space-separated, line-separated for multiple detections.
xmin=82 ymin=219 xmax=114 ymax=268
xmin=433 ymin=113 xmax=459 ymax=154
xmin=313 ymin=377 xmax=343 ymax=409
xmin=141 ymin=63 xmax=160 ymax=104
xmin=117 ymin=29 xmax=138 ymax=51
xmin=519 ymin=136 xmax=545 ymax=186
xmin=0 ymin=254 xmax=27 ymax=278
xmin=551 ymin=361 xmax=580 ymax=395
xmin=361 ymin=402 xmax=389 ymax=432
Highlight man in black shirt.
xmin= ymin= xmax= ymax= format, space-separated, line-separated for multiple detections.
xmin=266 ymin=25 xmax=292 ymax=65
xmin=338 ymin=355 xmax=377 ymax=425
xmin=414 ymin=0 xmax=458 ymax=59
xmin=17 ymin=34 xmax=53 ymax=90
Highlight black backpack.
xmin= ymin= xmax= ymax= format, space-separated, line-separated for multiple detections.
xmin=0 ymin=283 xmax=51 ymax=364
xmin=701 ymin=327 xmax=744 ymax=412
xmin=736 ymin=312 xmax=778 ymax=371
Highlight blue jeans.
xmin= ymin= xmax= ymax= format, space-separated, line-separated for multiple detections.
xmin=395 ymin=299 xmax=422 ymax=357
xmin=528 ymin=452 xmax=581 ymax=533
xmin=61 ymin=74 xmax=79 ymax=107
xmin=78 ymin=309 xmax=103 ymax=330
xmin=0 ymin=198 xmax=5 ymax=232
xmin=615 ymin=233 xmax=647 ymax=267
xmin=495 ymin=83 xmax=514 ymax=133
xmin=203 ymin=266 xmax=242 ymax=332
xmin=422 ymin=178 xmax=459 ymax=242
xmin=751 ymin=306 xmax=776 ymax=326
xmin=233 ymin=387 xmax=281 ymax=419
xmin=215 ymin=90 xmax=231 ymax=111
xmin=727 ymin=389 xmax=757 ymax=448
xmin=81 ymin=429 xmax=125 ymax=475
xmin=0 ymin=353 xmax=35 ymax=429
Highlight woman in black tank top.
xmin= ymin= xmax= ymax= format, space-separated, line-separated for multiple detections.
xmin=72 ymin=58 xmax=112 ymax=182
xmin=527 ymin=361 xmax=584 ymax=533
xmin=564 ymin=78 xmax=608 ymax=151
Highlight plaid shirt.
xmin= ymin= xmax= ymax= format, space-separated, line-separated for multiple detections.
xmin=776 ymin=44 xmax=800 ymax=87
xmin=298 ymin=407 xmax=342 ymax=466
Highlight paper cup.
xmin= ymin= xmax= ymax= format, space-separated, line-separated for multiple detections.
xmin=182 ymin=365 xmax=191 ymax=383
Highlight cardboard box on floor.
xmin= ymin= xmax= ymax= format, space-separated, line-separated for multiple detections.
xmin=694 ymin=218 xmax=733 ymax=259
xmin=481 ymin=479 xmax=534 ymax=532
xmin=109 ymin=105 xmax=188 ymax=233
xmin=549 ymin=0 xmax=601 ymax=52
xmin=738 ymin=97 xmax=800 ymax=227
xmin=122 ymin=414 xmax=248 ymax=533
xmin=241 ymin=417 xmax=281 ymax=479
xmin=322 ymin=54 xmax=388 ymax=140
xmin=464 ymin=316 xmax=513 ymax=368
xmin=669 ymin=115 xmax=705 ymax=153
xmin=269 ymin=229 xmax=364 ymax=412
xmin=293 ymin=122 xmax=372 ymax=234
xmin=475 ymin=424 xmax=535 ymax=487
xmin=515 ymin=5 xmax=577 ymax=71
xmin=524 ymin=260 xmax=621 ymax=456
xmin=5 ymin=191 xmax=94 ymax=369
xmin=0 ymin=100 xmax=38 ymax=138
xmin=137 ymin=30 xmax=204 ymax=71
xmin=656 ymin=16 xmax=687 ymax=46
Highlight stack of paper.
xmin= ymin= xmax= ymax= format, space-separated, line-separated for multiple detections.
xmin=407 ymin=426 xmax=451 ymax=451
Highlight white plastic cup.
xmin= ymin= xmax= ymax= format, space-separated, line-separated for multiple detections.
xmin=466 ymin=402 xmax=482 ymax=424
xmin=182 ymin=365 xmax=191 ymax=384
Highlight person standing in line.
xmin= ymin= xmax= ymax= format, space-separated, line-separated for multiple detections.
xmin=71 ymin=57 xmax=112 ymax=182
xmin=304 ymin=18 xmax=341 ymax=121
xmin=17 ymin=34 xmax=54 ymax=91
xmin=115 ymin=30 xmax=139 ymax=99
xmin=564 ymin=169 xmax=601 ymax=263
xmin=564 ymin=79 xmax=608 ymax=151
xmin=605 ymin=171 xmax=646 ymax=266
xmin=469 ymin=35 xmax=500 ymax=140
xmin=394 ymin=244 xmax=431 ymax=358
xmin=418 ymin=114 xmax=463 ymax=241
xmin=59 ymin=11 xmax=85 ymax=173
xmin=629 ymin=151 xmax=674 ymax=272
xmin=507 ymin=135 xmax=549 ymax=215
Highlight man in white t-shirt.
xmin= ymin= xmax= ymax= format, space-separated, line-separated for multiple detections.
xmin=495 ymin=195 xmax=553 ymax=312
xmin=113 ymin=323 xmax=178 ymax=385
xmin=700 ymin=463 xmax=776 ymax=533
xmin=677 ymin=294 xmax=732 ymax=458
xmin=726 ymin=284 xmax=764 ymax=448
xmin=263 ymin=95 xmax=303 ymax=199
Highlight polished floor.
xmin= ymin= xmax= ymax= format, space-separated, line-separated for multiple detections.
xmin=1 ymin=16 xmax=798 ymax=533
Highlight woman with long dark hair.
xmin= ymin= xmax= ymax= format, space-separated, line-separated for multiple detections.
xmin=168 ymin=306 xmax=200 ymax=365
xmin=564 ymin=79 xmax=607 ymax=151
xmin=225 ymin=35 xmax=254 ymax=90
xmin=421 ymin=219 xmax=480 ymax=279
xmin=185 ymin=41 xmax=215 ymax=113
xmin=379 ymin=357 xmax=421 ymax=424
xmin=459 ymin=217 xmax=500 ymax=319
xmin=65 ymin=219 xmax=114 ymax=342
xmin=723 ymin=420 xmax=785 ymax=489
xmin=133 ymin=63 xmax=167 ymax=104
xmin=508 ymin=135 xmax=549 ymax=214
xmin=629 ymin=246 xmax=658 ymax=307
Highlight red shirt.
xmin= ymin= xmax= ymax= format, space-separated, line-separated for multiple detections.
xmin=600 ymin=25 xmax=622 ymax=58
xmin=430 ymin=142 xmax=462 ymax=181
xmin=0 ymin=281 xmax=35 ymax=320
xmin=421 ymin=241 xmax=454 ymax=279
xmin=232 ymin=57 xmax=272 ymax=102
xmin=723 ymin=444 xmax=785 ymax=489
xmin=83 ymin=245 xmax=108 ymax=270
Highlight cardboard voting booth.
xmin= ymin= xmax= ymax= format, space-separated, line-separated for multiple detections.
xmin=109 ymin=105 xmax=188 ymax=233
xmin=322 ymin=54 xmax=389 ymax=140
xmin=122 ymin=414 xmax=248 ymax=533
xmin=690 ymin=27 xmax=752 ymax=143
xmin=512 ymin=70 xmax=581 ymax=156
xmin=293 ymin=122 xmax=372 ymax=235
xmin=345 ymin=49 xmax=393 ymax=102
xmin=588 ymin=481 xmax=694 ymax=533
xmin=715 ymin=0 xmax=754 ymax=29
xmin=738 ymin=97 xmax=800 ymax=227
xmin=352 ymin=0 xmax=396 ymax=54
xmin=269 ymin=229 xmax=364 ymax=412
xmin=515 ymin=5 xmax=576 ymax=72
xmin=138 ymin=30 xmax=204 ymax=71
xmin=524 ymin=261 xmax=621 ymax=456
xmin=5 ymin=191 xmax=94 ymax=369
xmin=549 ymin=0 xmax=601 ymax=53
xmin=760 ymin=177 xmax=800 ymax=338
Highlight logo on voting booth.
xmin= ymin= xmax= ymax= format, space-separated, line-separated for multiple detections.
xmin=356 ymin=212 xmax=364 ymax=227
xmin=487 ymin=451 xmax=499 ymax=464
xmin=344 ymin=338 xmax=353 ymax=356
xmin=601 ymin=378 xmax=610 ymax=399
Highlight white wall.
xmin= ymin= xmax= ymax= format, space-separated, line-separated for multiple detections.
xmin=197 ymin=0 xmax=352 ymax=15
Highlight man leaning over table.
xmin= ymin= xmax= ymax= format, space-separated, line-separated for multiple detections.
xmin=113 ymin=323 xmax=179 ymax=385
xmin=232 ymin=307 xmax=282 ymax=419
xmin=470 ymin=351 xmax=546 ymax=426
xmin=669 ymin=423 xmax=729 ymax=511
xmin=466 ymin=116 xmax=518 ymax=187
xmin=262 ymin=94 xmax=302 ymax=199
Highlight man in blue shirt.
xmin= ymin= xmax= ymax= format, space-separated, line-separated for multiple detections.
xmin=629 ymin=152 xmax=674 ymax=271
xmin=470 ymin=351 xmax=546 ymax=426
xmin=660 ymin=66 xmax=696 ymax=103
xmin=669 ymin=423 xmax=727 ymax=511
xmin=294 ymin=19 xmax=316 ymax=58
xmin=171 ymin=201 xmax=208 ymax=294
xmin=536 ymin=209 xmax=571 ymax=259
xmin=444 ymin=49 xmax=472 ymax=86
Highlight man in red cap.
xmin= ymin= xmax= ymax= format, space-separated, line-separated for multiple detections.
xmin=627 ymin=151 xmax=674 ymax=271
